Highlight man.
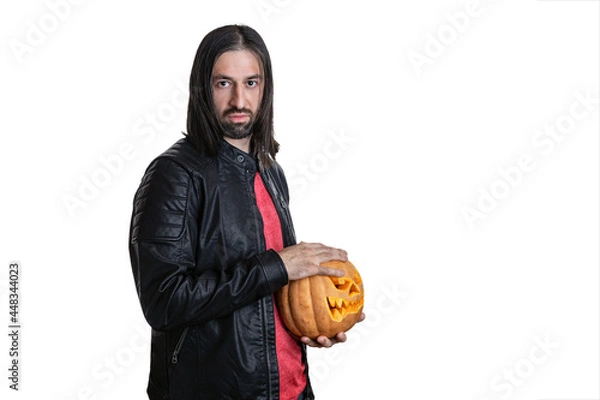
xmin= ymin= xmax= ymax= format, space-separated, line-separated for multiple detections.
xmin=129 ymin=24 xmax=360 ymax=399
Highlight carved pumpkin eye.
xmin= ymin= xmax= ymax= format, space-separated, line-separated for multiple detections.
xmin=330 ymin=276 xmax=350 ymax=290
xmin=329 ymin=276 xmax=361 ymax=295
xmin=275 ymin=260 xmax=365 ymax=339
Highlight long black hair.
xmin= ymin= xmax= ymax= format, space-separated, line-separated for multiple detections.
xmin=186 ymin=24 xmax=278 ymax=167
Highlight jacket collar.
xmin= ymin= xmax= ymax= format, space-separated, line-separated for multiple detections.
xmin=219 ymin=139 xmax=258 ymax=173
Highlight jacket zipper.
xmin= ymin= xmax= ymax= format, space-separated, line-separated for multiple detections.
xmin=261 ymin=172 xmax=292 ymax=237
xmin=172 ymin=327 xmax=189 ymax=364
xmin=261 ymin=297 xmax=273 ymax=396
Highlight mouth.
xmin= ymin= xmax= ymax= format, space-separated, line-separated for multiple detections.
xmin=326 ymin=296 xmax=363 ymax=321
xmin=226 ymin=112 xmax=251 ymax=123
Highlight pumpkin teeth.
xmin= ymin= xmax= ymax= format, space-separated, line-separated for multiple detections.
xmin=327 ymin=295 xmax=364 ymax=321
xmin=328 ymin=297 xmax=336 ymax=308
xmin=332 ymin=308 xmax=342 ymax=321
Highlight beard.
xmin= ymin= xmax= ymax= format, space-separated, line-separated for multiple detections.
xmin=219 ymin=108 xmax=255 ymax=140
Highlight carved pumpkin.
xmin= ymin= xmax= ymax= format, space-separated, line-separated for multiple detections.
xmin=276 ymin=260 xmax=364 ymax=339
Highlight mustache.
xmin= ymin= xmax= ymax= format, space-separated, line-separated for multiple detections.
xmin=223 ymin=108 xmax=253 ymax=116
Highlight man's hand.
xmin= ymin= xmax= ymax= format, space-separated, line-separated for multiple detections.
xmin=300 ymin=312 xmax=366 ymax=348
xmin=278 ymin=241 xmax=348 ymax=281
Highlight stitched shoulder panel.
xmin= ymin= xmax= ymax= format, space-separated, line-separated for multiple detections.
xmin=131 ymin=157 xmax=191 ymax=242
xmin=163 ymin=137 xmax=214 ymax=173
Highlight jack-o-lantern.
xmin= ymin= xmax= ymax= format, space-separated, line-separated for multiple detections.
xmin=276 ymin=260 xmax=364 ymax=339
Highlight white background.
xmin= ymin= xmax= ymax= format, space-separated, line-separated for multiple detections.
xmin=1 ymin=0 xmax=598 ymax=399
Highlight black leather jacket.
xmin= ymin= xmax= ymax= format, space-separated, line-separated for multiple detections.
xmin=128 ymin=138 xmax=312 ymax=399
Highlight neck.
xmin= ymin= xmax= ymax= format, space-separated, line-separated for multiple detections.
xmin=224 ymin=136 xmax=251 ymax=154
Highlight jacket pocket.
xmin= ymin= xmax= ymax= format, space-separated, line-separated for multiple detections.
xmin=171 ymin=327 xmax=189 ymax=364
xmin=167 ymin=326 xmax=200 ymax=399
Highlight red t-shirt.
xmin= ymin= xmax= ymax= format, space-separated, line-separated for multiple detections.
xmin=254 ymin=173 xmax=306 ymax=399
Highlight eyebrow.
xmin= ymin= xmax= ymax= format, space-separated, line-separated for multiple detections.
xmin=212 ymin=74 xmax=263 ymax=81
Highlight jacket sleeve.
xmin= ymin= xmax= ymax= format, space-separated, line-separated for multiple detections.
xmin=129 ymin=157 xmax=289 ymax=331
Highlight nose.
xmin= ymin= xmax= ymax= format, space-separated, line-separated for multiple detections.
xmin=229 ymin=84 xmax=245 ymax=110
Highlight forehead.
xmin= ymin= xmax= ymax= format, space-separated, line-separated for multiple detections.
xmin=212 ymin=49 xmax=263 ymax=78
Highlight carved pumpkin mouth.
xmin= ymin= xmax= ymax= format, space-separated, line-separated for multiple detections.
xmin=326 ymin=275 xmax=364 ymax=321
xmin=327 ymin=296 xmax=363 ymax=321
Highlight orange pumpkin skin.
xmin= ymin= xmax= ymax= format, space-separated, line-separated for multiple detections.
xmin=276 ymin=260 xmax=364 ymax=339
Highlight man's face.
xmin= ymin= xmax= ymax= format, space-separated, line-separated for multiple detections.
xmin=212 ymin=50 xmax=264 ymax=140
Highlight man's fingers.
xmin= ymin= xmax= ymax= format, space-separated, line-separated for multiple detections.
xmin=301 ymin=336 xmax=332 ymax=348
xmin=300 ymin=332 xmax=347 ymax=348
xmin=325 ymin=248 xmax=348 ymax=262
xmin=302 ymin=242 xmax=347 ymax=262
xmin=317 ymin=336 xmax=333 ymax=347
xmin=318 ymin=266 xmax=345 ymax=277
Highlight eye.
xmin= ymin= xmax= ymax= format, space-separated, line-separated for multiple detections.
xmin=247 ymin=80 xmax=258 ymax=88
xmin=331 ymin=278 xmax=352 ymax=292
xmin=216 ymin=81 xmax=230 ymax=88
